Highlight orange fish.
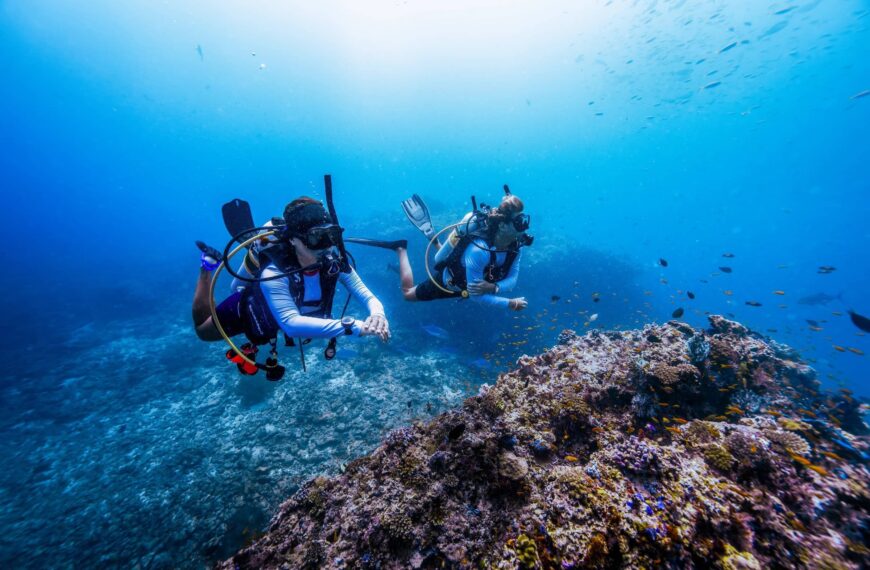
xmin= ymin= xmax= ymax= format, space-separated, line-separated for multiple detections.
xmin=798 ymin=409 xmax=817 ymax=419
xmin=767 ymin=410 xmax=782 ymax=417
xmin=807 ymin=464 xmax=829 ymax=476
xmin=673 ymin=418 xmax=688 ymax=425
xmin=565 ymin=455 xmax=579 ymax=462
xmin=789 ymin=453 xmax=811 ymax=466
xmin=848 ymin=347 xmax=864 ymax=356
xmin=749 ymin=445 xmax=757 ymax=453
xmin=591 ymin=427 xmax=605 ymax=434
xmin=821 ymin=451 xmax=844 ymax=461
xmin=833 ymin=345 xmax=846 ymax=352
xmin=665 ymin=426 xmax=681 ymax=435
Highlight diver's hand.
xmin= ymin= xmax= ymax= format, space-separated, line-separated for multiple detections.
xmin=467 ymin=280 xmax=497 ymax=295
xmin=508 ymin=297 xmax=528 ymax=311
xmin=363 ymin=314 xmax=391 ymax=342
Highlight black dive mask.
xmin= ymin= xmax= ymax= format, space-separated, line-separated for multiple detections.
xmin=511 ymin=213 xmax=530 ymax=232
xmin=303 ymin=224 xmax=344 ymax=251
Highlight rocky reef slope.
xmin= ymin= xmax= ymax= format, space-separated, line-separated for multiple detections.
xmin=222 ymin=316 xmax=869 ymax=569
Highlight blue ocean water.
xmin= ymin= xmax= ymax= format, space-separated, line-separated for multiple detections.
xmin=1 ymin=0 xmax=868 ymax=567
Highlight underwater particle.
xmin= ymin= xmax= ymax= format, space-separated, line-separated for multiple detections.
xmin=259 ymin=63 xmax=267 ymax=70
xmin=745 ymin=301 xmax=762 ymax=307
xmin=719 ymin=266 xmax=733 ymax=273
xmin=847 ymin=310 xmax=870 ymax=333
xmin=687 ymin=291 xmax=695 ymax=299
xmin=659 ymin=258 xmax=668 ymax=267
xmin=719 ymin=41 xmax=738 ymax=53
xmin=672 ymin=308 xmax=685 ymax=318
xmin=723 ymin=290 xmax=733 ymax=296
xmin=703 ymin=80 xmax=722 ymax=89
xmin=851 ymin=90 xmax=870 ymax=100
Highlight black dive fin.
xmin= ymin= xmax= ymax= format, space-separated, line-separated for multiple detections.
xmin=222 ymin=198 xmax=257 ymax=241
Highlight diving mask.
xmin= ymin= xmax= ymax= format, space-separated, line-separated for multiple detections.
xmin=302 ymin=224 xmax=344 ymax=251
xmin=510 ymin=213 xmax=530 ymax=232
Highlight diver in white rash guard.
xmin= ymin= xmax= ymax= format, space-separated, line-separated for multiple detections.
xmin=191 ymin=197 xmax=390 ymax=346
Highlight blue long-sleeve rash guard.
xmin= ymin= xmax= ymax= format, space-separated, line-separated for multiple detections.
xmin=459 ymin=238 xmax=522 ymax=308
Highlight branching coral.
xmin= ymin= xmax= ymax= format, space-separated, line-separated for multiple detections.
xmin=763 ymin=428 xmax=811 ymax=456
xmin=704 ymin=444 xmax=736 ymax=471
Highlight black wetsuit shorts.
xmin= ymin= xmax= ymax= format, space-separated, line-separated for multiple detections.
xmin=414 ymin=277 xmax=462 ymax=302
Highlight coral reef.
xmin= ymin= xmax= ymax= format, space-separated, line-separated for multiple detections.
xmin=222 ymin=316 xmax=870 ymax=570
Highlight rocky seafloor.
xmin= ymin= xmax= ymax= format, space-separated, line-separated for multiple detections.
xmin=223 ymin=316 xmax=870 ymax=569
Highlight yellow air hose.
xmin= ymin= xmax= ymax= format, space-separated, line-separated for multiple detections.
xmin=208 ymin=230 xmax=278 ymax=368
xmin=424 ymin=222 xmax=469 ymax=298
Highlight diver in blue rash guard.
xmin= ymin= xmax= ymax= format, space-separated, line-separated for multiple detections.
xmin=392 ymin=192 xmax=531 ymax=310
xmin=191 ymin=197 xmax=390 ymax=349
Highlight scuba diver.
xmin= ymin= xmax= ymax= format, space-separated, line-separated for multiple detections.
xmin=191 ymin=176 xmax=390 ymax=380
xmin=370 ymin=186 xmax=531 ymax=310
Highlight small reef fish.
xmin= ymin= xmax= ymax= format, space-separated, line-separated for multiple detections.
xmin=788 ymin=453 xmax=811 ymax=466
xmin=723 ymin=290 xmax=733 ymax=296
xmin=687 ymin=291 xmax=695 ymax=299
xmin=551 ymin=295 xmax=560 ymax=302
xmin=672 ymin=418 xmax=688 ymax=424
xmin=665 ymin=426 xmax=681 ymax=435
xmin=847 ymin=347 xmax=864 ymax=355
xmin=833 ymin=346 xmax=846 ymax=353
xmin=719 ymin=266 xmax=733 ymax=273
xmin=589 ymin=314 xmax=599 ymax=322
xmin=745 ymin=301 xmax=762 ymax=307
xmin=565 ymin=455 xmax=579 ymax=462
xmin=773 ymin=290 xmax=785 ymax=295
xmin=672 ymin=308 xmax=685 ymax=318
xmin=703 ymin=80 xmax=722 ymax=89
xmin=659 ymin=258 xmax=668 ymax=267
xmin=722 ymin=253 xmax=735 ymax=258
xmin=719 ymin=41 xmax=738 ymax=53
xmin=817 ymin=266 xmax=836 ymax=274
xmin=807 ymin=465 xmax=829 ymax=477
xmin=821 ymin=451 xmax=844 ymax=461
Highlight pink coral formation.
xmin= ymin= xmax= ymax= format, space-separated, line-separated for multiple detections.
xmin=222 ymin=316 xmax=870 ymax=569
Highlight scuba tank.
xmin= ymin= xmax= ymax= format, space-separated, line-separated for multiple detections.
xmin=432 ymin=210 xmax=487 ymax=272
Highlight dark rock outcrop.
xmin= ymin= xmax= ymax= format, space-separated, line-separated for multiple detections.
xmin=222 ymin=316 xmax=870 ymax=569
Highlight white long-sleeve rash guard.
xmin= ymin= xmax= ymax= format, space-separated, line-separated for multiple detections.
xmin=257 ymin=264 xmax=385 ymax=339
xmin=460 ymin=238 xmax=522 ymax=308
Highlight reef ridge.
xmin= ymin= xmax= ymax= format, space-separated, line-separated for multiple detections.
xmin=222 ymin=316 xmax=870 ymax=569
